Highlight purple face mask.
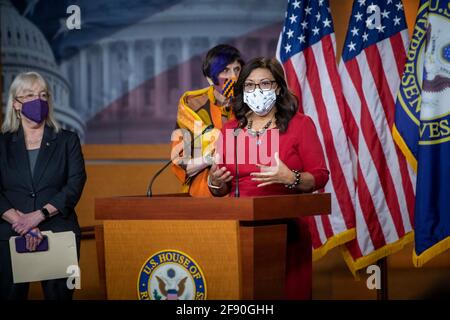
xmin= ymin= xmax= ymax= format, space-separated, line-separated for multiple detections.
xmin=21 ymin=99 xmax=49 ymax=123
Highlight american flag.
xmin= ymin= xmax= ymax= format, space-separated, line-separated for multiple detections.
xmin=277 ymin=0 xmax=357 ymax=261
xmin=338 ymin=0 xmax=416 ymax=273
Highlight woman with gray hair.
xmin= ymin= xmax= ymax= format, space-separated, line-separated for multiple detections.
xmin=0 ymin=71 xmax=86 ymax=300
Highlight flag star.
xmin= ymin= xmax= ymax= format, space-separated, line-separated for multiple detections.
xmin=387 ymin=0 xmax=393 ymax=3
xmin=354 ymin=12 xmax=363 ymax=21
xmin=305 ymin=6 xmax=312 ymax=15
xmin=292 ymin=0 xmax=301 ymax=9
xmin=393 ymin=15 xmax=401 ymax=25
xmin=396 ymin=2 xmax=403 ymax=11
xmin=312 ymin=26 xmax=320 ymax=35
xmin=298 ymin=34 xmax=306 ymax=43
xmin=348 ymin=41 xmax=356 ymax=51
xmin=286 ymin=29 xmax=294 ymax=39
xmin=358 ymin=0 xmax=366 ymax=6
xmin=366 ymin=17 xmax=374 ymax=28
xmin=368 ymin=3 xmax=377 ymax=12
xmin=316 ymin=12 xmax=321 ymax=21
xmin=319 ymin=0 xmax=324 ymax=6
xmin=289 ymin=14 xmax=298 ymax=24
xmin=351 ymin=27 xmax=359 ymax=36
xmin=301 ymin=21 xmax=308 ymax=29
xmin=327 ymin=7 xmax=331 ymax=13
xmin=323 ymin=18 xmax=331 ymax=28
xmin=376 ymin=24 xmax=385 ymax=33
xmin=284 ymin=43 xmax=292 ymax=53
xmin=285 ymin=12 xmax=288 ymax=18
xmin=381 ymin=9 xmax=390 ymax=19
xmin=362 ymin=32 xmax=369 ymax=41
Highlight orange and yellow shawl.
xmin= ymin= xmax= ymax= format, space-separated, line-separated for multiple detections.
xmin=171 ymin=86 xmax=234 ymax=197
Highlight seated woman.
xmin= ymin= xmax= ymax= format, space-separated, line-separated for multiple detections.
xmin=207 ymin=57 xmax=329 ymax=299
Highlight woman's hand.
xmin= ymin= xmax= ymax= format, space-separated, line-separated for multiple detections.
xmin=250 ymin=152 xmax=296 ymax=187
xmin=185 ymin=157 xmax=210 ymax=177
xmin=208 ymin=162 xmax=233 ymax=189
xmin=1 ymin=208 xmax=21 ymax=224
xmin=12 ymin=210 xmax=45 ymax=236
xmin=25 ymin=227 xmax=43 ymax=252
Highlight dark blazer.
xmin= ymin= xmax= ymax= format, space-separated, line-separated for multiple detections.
xmin=0 ymin=125 xmax=87 ymax=241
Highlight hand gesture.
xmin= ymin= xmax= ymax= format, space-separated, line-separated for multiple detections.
xmin=208 ymin=162 xmax=233 ymax=188
xmin=250 ymin=152 xmax=295 ymax=187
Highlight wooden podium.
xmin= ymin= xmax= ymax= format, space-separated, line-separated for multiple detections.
xmin=95 ymin=193 xmax=330 ymax=300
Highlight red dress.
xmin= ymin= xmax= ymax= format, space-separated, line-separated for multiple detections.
xmin=218 ymin=112 xmax=329 ymax=299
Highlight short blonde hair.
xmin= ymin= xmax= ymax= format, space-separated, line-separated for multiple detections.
xmin=2 ymin=71 xmax=60 ymax=133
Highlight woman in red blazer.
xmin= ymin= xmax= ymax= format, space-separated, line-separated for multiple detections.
xmin=208 ymin=57 xmax=329 ymax=299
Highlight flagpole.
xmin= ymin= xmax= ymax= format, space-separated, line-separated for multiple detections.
xmin=377 ymin=257 xmax=388 ymax=300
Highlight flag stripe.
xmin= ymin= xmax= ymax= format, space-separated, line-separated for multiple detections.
xmin=346 ymin=65 xmax=396 ymax=245
xmin=303 ymin=44 xmax=357 ymax=238
xmin=356 ymin=164 xmax=386 ymax=250
xmin=339 ymin=0 xmax=414 ymax=271
xmin=313 ymin=38 xmax=357 ymax=225
xmin=389 ymin=31 xmax=409 ymax=78
xmin=314 ymin=215 xmax=328 ymax=245
xmin=364 ymin=45 xmax=395 ymax=124
xmin=395 ymin=146 xmax=415 ymax=226
xmin=319 ymin=35 xmax=357 ymax=230
xmin=308 ymin=216 xmax=324 ymax=248
xmin=289 ymin=53 xmax=335 ymax=249
xmin=363 ymin=47 xmax=413 ymax=234
xmin=321 ymin=215 xmax=335 ymax=239
xmin=283 ymin=59 xmax=304 ymax=114
xmin=291 ymin=52 xmax=342 ymax=247
xmin=375 ymin=37 xmax=416 ymax=225
xmin=345 ymin=58 xmax=403 ymax=241
xmin=376 ymin=38 xmax=404 ymax=107
xmin=278 ymin=0 xmax=356 ymax=260
xmin=338 ymin=65 xmax=361 ymax=149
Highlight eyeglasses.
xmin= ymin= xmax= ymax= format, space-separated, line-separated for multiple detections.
xmin=243 ymin=80 xmax=277 ymax=93
xmin=15 ymin=91 xmax=50 ymax=103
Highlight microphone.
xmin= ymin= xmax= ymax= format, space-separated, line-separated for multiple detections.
xmin=233 ymin=128 xmax=241 ymax=198
xmin=146 ymin=124 xmax=214 ymax=197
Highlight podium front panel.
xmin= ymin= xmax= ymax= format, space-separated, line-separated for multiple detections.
xmin=103 ymin=220 xmax=241 ymax=299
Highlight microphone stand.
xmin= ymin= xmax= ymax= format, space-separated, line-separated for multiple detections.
xmin=147 ymin=125 xmax=214 ymax=197
xmin=234 ymin=128 xmax=240 ymax=198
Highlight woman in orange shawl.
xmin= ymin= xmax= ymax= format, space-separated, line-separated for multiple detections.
xmin=171 ymin=44 xmax=244 ymax=196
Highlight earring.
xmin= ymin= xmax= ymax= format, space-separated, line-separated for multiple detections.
xmin=15 ymin=110 xmax=21 ymax=119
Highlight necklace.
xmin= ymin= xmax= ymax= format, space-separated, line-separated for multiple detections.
xmin=247 ymin=118 xmax=274 ymax=145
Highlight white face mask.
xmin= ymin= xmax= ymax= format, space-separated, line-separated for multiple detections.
xmin=243 ymin=89 xmax=276 ymax=116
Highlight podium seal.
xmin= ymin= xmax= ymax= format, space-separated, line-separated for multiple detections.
xmin=137 ymin=249 xmax=207 ymax=300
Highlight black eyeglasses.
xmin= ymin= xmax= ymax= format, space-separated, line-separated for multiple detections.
xmin=243 ymin=80 xmax=277 ymax=93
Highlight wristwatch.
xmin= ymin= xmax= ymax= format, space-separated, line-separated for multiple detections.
xmin=41 ymin=207 xmax=50 ymax=220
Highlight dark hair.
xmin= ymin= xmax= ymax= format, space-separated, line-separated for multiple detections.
xmin=202 ymin=44 xmax=244 ymax=85
xmin=233 ymin=57 xmax=298 ymax=133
